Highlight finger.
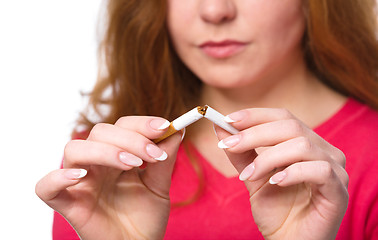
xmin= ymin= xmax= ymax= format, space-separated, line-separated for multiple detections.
xmin=214 ymin=124 xmax=257 ymax=174
xmin=141 ymin=131 xmax=184 ymax=198
xmin=88 ymin=123 xmax=169 ymax=163
xmin=224 ymin=108 xmax=295 ymax=129
xmin=35 ymin=169 xmax=87 ymax=206
xmin=115 ymin=116 xmax=171 ymax=138
xmin=64 ymin=140 xmax=148 ymax=170
xmin=243 ymin=136 xmax=331 ymax=181
xmin=224 ymin=109 xmax=345 ymax=166
xmin=215 ymin=125 xmax=264 ymax=192
xmin=269 ymin=161 xmax=349 ymax=206
xmin=218 ymin=119 xmax=312 ymax=153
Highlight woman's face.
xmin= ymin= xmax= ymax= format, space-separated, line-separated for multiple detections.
xmin=167 ymin=0 xmax=306 ymax=89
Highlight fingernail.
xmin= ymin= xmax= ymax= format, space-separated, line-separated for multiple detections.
xmin=224 ymin=110 xmax=247 ymax=123
xmin=212 ymin=124 xmax=218 ymax=138
xmin=119 ymin=152 xmax=143 ymax=166
xmin=181 ymin=128 xmax=186 ymax=141
xmin=239 ymin=163 xmax=255 ymax=181
xmin=65 ymin=169 xmax=87 ymax=179
xmin=269 ymin=171 xmax=287 ymax=184
xmin=150 ymin=119 xmax=170 ymax=130
xmin=146 ymin=144 xmax=168 ymax=161
xmin=218 ymin=135 xmax=241 ymax=149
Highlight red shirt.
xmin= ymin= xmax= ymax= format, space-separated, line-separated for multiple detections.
xmin=53 ymin=99 xmax=378 ymax=239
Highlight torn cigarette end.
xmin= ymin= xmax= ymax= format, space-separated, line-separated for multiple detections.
xmin=153 ymin=123 xmax=178 ymax=143
xmin=197 ymin=105 xmax=208 ymax=116
xmin=152 ymin=105 xmax=238 ymax=143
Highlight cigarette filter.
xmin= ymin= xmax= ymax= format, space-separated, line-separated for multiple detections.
xmin=153 ymin=107 xmax=203 ymax=143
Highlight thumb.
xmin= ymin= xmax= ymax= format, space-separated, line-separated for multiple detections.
xmin=214 ymin=125 xmax=264 ymax=192
xmin=35 ymin=168 xmax=87 ymax=212
xmin=214 ymin=125 xmax=257 ymax=175
xmin=215 ymin=125 xmax=279 ymax=198
xmin=141 ymin=130 xmax=184 ymax=197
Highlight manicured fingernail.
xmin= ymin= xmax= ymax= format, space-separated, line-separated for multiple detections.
xmin=65 ymin=169 xmax=87 ymax=179
xmin=119 ymin=152 xmax=143 ymax=166
xmin=269 ymin=171 xmax=287 ymax=184
xmin=239 ymin=163 xmax=255 ymax=181
xmin=146 ymin=144 xmax=168 ymax=161
xmin=224 ymin=110 xmax=247 ymax=123
xmin=150 ymin=119 xmax=170 ymax=130
xmin=218 ymin=135 xmax=241 ymax=149
xmin=212 ymin=124 xmax=218 ymax=138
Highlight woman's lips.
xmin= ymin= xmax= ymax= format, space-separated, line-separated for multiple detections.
xmin=199 ymin=40 xmax=247 ymax=59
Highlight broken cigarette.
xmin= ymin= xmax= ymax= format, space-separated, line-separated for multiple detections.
xmin=153 ymin=105 xmax=239 ymax=143
xmin=203 ymin=106 xmax=239 ymax=135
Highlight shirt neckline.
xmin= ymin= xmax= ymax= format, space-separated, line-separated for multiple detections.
xmin=313 ymin=98 xmax=366 ymax=139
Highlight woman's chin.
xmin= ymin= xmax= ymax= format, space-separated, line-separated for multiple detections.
xmin=199 ymin=75 xmax=259 ymax=90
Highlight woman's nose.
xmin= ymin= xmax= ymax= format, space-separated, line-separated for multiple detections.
xmin=199 ymin=0 xmax=236 ymax=24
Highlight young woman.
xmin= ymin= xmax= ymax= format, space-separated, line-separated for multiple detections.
xmin=36 ymin=0 xmax=378 ymax=239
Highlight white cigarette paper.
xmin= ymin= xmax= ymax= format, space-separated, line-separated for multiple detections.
xmin=204 ymin=106 xmax=239 ymax=135
xmin=171 ymin=107 xmax=204 ymax=130
xmin=153 ymin=105 xmax=239 ymax=143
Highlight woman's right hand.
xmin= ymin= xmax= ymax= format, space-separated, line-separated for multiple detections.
xmin=35 ymin=116 xmax=183 ymax=240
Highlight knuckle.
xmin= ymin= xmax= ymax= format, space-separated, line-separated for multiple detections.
xmin=64 ymin=140 xmax=80 ymax=161
xmin=286 ymin=119 xmax=304 ymax=136
xmin=277 ymin=108 xmax=293 ymax=119
xmin=334 ymin=149 xmax=346 ymax=167
xmin=296 ymin=136 xmax=312 ymax=153
xmin=35 ymin=180 xmax=43 ymax=199
xmin=89 ymin=123 xmax=109 ymax=139
xmin=335 ymin=164 xmax=349 ymax=187
xmin=318 ymin=161 xmax=333 ymax=179
xmin=115 ymin=116 xmax=132 ymax=126
xmin=35 ymin=171 xmax=56 ymax=201
xmin=64 ymin=141 xmax=73 ymax=158
xmin=295 ymin=162 xmax=305 ymax=180
xmin=91 ymin=122 xmax=108 ymax=133
xmin=341 ymin=171 xmax=350 ymax=187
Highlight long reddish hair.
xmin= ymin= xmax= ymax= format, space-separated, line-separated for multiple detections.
xmin=79 ymin=0 xmax=201 ymax=128
xmin=303 ymin=0 xmax=378 ymax=107
xmin=78 ymin=0 xmax=377 ymax=129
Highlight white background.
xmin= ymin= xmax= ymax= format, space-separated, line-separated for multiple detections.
xmin=0 ymin=0 xmax=102 ymax=239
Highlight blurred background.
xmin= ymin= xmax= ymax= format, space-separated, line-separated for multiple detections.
xmin=0 ymin=0 xmax=102 ymax=238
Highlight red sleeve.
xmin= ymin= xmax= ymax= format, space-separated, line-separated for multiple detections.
xmin=53 ymin=212 xmax=80 ymax=240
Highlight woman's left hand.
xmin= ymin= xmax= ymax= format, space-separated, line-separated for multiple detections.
xmin=215 ymin=108 xmax=349 ymax=240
